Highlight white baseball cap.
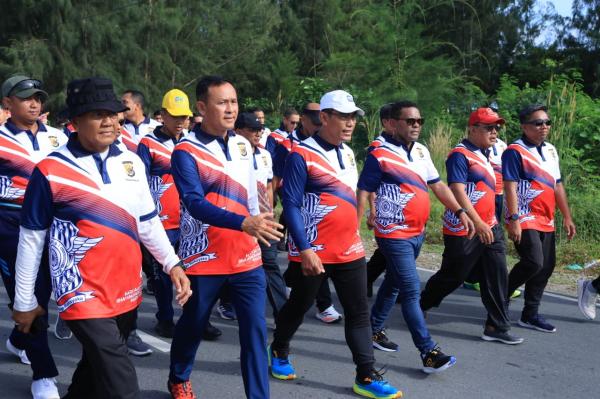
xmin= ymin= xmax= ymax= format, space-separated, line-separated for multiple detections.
xmin=319 ymin=90 xmax=364 ymax=116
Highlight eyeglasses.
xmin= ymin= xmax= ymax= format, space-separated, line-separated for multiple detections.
xmin=289 ymin=121 xmax=299 ymax=125
xmin=395 ymin=118 xmax=425 ymax=126
xmin=8 ymin=79 xmax=43 ymax=96
xmin=474 ymin=124 xmax=502 ymax=132
xmin=524 ymin=119 xmax=552 ymax=127
xmin=326 ymin=110 xmax=357 ymax=122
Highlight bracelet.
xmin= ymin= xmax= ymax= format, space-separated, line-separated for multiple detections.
xmin=454 ymin=208 xmax=467 ymax=218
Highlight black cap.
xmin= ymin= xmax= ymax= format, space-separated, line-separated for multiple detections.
xmin=235 ymin=112 xmax=263 ymax=130
xmin=66 ymin=77 xmax=128 ymax=118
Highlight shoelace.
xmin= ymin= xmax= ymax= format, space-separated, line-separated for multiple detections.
xmin=172 ymin=382 xmax=193 ymax=397
xmin=368 ymin=366 xmax=389 ymax=384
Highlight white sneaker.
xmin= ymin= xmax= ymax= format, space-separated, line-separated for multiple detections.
xmin=315 ymin=305 xmax=342 ymax=324
xmin=577 ymin=278 xmax=598 ymax=320
xmin=31 ymin=378 xmax=60 ymax=399
xmin=5 ymin=338 xmax=31 ymax=365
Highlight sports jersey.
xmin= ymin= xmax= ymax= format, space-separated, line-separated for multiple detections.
xmin=272 ymin=129 xmax=308 ymax=178
xmin=0 ymin=119 xmax=68 ymax=209
xmin=252 ymin=146 xmax=273 ymax=213
xmin=258 ymin=126 xmax=271 ymax=148
xmin=118 ymin=128 xmax=138 ymax=152
xmin=265 ymin=128 xmax=289 ymax=159
xmin=367 ymin=132 xmax=388 ymax=153
xmin=19 ymin=134 xmax=177 ymax=319
xmin=122 ymin=116 xmax=160 ymax=143
xmin=283 ymin=133 xmax=365 ymax=264
xmin=171 ymin=126 xmax=261 ymax=275
xmin=489 ymin=138 xmax=507 ymax=195
xmin=502 ymin=136 xmax=561 ymax=232
xmin=443 ymin=139 xmax=497 ymax=236
xmin=137 ymin=127 xmax=181 ymax=231
xmin=358 ymin=134 xmax=440 ymax=239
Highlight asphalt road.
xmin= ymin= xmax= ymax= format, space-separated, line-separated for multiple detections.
xmin=1 ymin=253 xmax=598 ymax=399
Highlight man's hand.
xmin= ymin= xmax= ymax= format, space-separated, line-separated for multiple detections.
xmin=299 ymin=249 xmax=325 ymax=276
xmin=474 ymin=220 xmax=494 ymax=245
xmin=563 ymin=217 xmax=576 ymax=240
xmin=170 ymin=265 xmax=192 ymax=306
xmin=507 ymin=219 xmax=522 ymax=244
xmin=241 ymin=213 xmax=284 ymax=246
xmin=366 ymin=211 xmax=376 ymax=230
xmin=458 ymin=213 xmax=476 ymax=239
xmin=12 ymin=305 xmax=45 ymax=334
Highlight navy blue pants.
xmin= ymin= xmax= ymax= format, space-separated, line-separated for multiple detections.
xmin=169 ymin=267 xmax=269 ymax=399
xmin=148 ymin=229 xmax=179 ymax=323
xmin=0 ymin=208 xmax=58 ymax=380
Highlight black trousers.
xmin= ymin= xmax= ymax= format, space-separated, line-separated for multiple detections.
xmin=366 ymin=248 xmax=387 ymax=296
xmin=420 ymin=225 xmax=511 ymax=331
xmin=508 ymin=229 xmax=556 ymax=319
xmin=593 ymin=276 xmax=600 ymax=292
xmin=63 ymin=308 xmax=140 ymax=399
xmin=273 ymin=257 xmax=374 ymax=377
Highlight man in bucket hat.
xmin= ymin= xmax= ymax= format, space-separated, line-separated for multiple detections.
xmin=12 ymin=77 xmax=191 ymax=399
xmin=0 ymin=74 xmax=67 ymax=399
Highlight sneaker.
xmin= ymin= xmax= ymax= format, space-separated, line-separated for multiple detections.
xmin=168 ymin=380 xmax=196 ymax=399
xmin=126 ymin=330 xmax=153 ymax=356
xmin=481 ymin=328 xmax=524 ymax=345
xmin=421 ymin=346 xmax=456 ymax=374
xmin=268 ymin=345 xmax=296 ymax=380
xmin=577 ymin=278 xmax=598 ymax=320
xmin=155 ymin=320 xmax=175 ymax=338
xmin=372 ymin=330 xmax=399 ymax=352
xmin=315 ymin=305 xmax=342 ymax=324
xmin=353 ymin=368 xmax=402 ymax=399
xmin=6 ymin=338 xmax=30 ymax=365
xmin=217 ymin=302 xmax=237 ymax=320
xmin=31 ymin=378 xmax=60 ymax=399
xmin=518 ymin=314 xmax=556 ymax=333
xmin=202 ymin=321 xmax=222 ymax=341
xmin=53 ymin=316 xmax=72 ymax=340
xmin=462 ymin=281 xmax=480 ymax=291
xmin=510 ymin=289 xmax=522 ymax=299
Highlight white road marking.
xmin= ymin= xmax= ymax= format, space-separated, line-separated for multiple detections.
xmin=137 ymin=330 xmax=171 ymax=353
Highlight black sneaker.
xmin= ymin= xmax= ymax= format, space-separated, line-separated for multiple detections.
xmin=202 ymin=321 xmax=222 ymax=341
xmin=421 ymin=346 xmax=456 ymax=374
xmin=154 ymin=320 xmax=175 ymax=338
xmin=481 ymin=328 xmax=524 ymax=345
xmin=372 ymin=330 xmax=399 ymax=352
xmin=518 ymin=314 xmax=556 ymax=333
xmin=126 ymin=330 xmax=153 ymax=356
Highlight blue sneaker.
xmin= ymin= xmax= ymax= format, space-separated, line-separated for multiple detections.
xmin=421 ymin=346 xmax=456 ymax=374
xmin=353 ymin=369 xmax=402 ymax=399
xmin=268 ymin=345 xmax=296 ymax=380
xmin=217 ymin=301 xmax=236 ymax=320
xmin=518 ymin=314 xmax=556 ymax=333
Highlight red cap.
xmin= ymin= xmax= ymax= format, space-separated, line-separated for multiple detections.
xmin=468 ymin=107 xmax=505 ymax=126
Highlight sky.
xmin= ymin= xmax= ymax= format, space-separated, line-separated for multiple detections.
xmin=552 ymin=0 xmax=573 ymax=16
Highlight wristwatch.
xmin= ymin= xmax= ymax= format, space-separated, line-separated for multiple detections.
xmin=454 ymin=208 xmax=467 ymax=218
xmin=508 ymin=213 xmax=519 ymax=221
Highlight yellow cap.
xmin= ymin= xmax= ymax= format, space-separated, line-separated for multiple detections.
xmin=161 ymin=89 xmax=193 ymax=117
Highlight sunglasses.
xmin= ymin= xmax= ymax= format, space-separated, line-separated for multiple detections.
xmin=8 ymin=79 xmax=43 ymax=96
xmin=396 ymin=118 xmax=425 ymax=126
xmin=475 ymin=124 xmax=502 ymax=132
xmin=524 ymin=119 xmax=552 ymax=127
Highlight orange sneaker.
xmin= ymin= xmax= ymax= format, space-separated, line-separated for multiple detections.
xmin=168 ymin=380 xmax=196 ymax=399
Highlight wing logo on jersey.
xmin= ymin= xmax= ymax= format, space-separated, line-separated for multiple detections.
xmin=517 ymin=180 xmax=543 ymax=221
xmin=443 ymin=182 xmax=486 ymax=232
xmin=50 ymin=218 xmax=103 ymax=313
xmin=178 ymin=207 xmax=216 ymax=265
xmin=0 ymin=175 xmax=26 ymax=200
xmin=289 ymin=193 xmax=337 ymax=255
xmin=375 ymin=183 xmax=415 ymax=233
xmin=149 ymin=176 xmax=172 ymax=221
xmin=122 ymin=161 xmax=135 ymax=177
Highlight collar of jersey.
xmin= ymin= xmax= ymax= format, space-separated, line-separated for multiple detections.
xmin=293 ymin=128 xmax=309 ymax=142
xmin=4 ymin=119 xmax=47 ymax=135
xmin=67 ymin=133 xmax=123 ymax=158
xmin=381 ymin=132 xmax=415 ymax=153
xmin=192 ymin=125 xmax=235 ymax=145
xmin=520 ymin=135 xmax=546 ymax=149
xmin=124 ymin=116 xmax=150 ymax=127
xmin=462 ymin=138 xmax=490 ymax=159
xmin=312 ymin=132 xmax=342 ymax=151
xmin=153 ymin=126 xmax=180 ymax=144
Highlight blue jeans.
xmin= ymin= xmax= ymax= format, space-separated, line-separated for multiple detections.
xmin=371 ymin=234 xmax=435 ymax=354
xmin=170 ymin=267 xmax=268 ymax=399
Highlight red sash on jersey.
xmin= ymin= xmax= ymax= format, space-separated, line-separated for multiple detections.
xmin=288 ymin=146 xmax=365 ymax=264
xmin=175 ymin=141 xmax=261 ymax=275
xmin=269 ymin=130 xmax=287 ymax=145
xmin=443 ymin=147 xmax=496 ymax=236
xmin=0 ymin=133 xmax=37 ymax=205
xmin=506 ymin=144 xmax=556 ymax=232
xmin=120 ymin=128 xmax=138 ymax=152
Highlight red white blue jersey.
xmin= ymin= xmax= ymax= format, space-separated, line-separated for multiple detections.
xmin=252 ymin=146 xmax=273 ymax=213
xmin=358 ymin=135 xmax=440 ymax=239
xmin=171 ymin=127 xmax=262 ymax=275
xmin=502 ymin=137 xmax=561 ymax=232
xmin=123 ymin=117 xmax=161 ymax=143
xmin=138 ymin=127 xmax=181 ymax=231
xmin=265 ymin=128 xmax=289 ymax=159
xmin=367 ymin=132 xmax=388 ymax=153
xmin=0 ymin=120 xmax=67 ymax=209
xmin=118 ymin=128 xmax=138 ymax=153
xmin=443 ymin=139 xmax=497 ymax=236
xmin=272 ymin=129 xmax=309 ymax=179
xmin=489 ymin=138 xmax=507 ymax=195
xmin=20 ymin=134 xmax=158 ymax=320
xmin=283 ymin=134 xmax=365 ymax=263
